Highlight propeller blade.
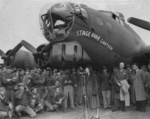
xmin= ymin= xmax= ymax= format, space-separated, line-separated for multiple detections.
xmin=7 ymin=44 xmax=22 ymax=57
xmin=40 ymin=43 xmax=52 ymax=53
xmin=128 ymin=17 xmax=150 ymax=31
xmin=7 ymin=40 xmax=37 ymax=57
xmin=21 ymin=40 xmax=37 ymax=53
xmin=0 ymin=49 xmax=6 ymax=57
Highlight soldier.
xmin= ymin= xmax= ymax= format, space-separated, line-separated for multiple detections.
xmin=32 ymin=68 xmax=45 ymax=97
xmin=30 ymin=87 xmax=43 ymax=113
xmin=52 ymin=87 xmax=66 ymax=111
xmin=1 ymin=68 xmax=18 ymax=116
xmin=51 ymin=69 xmax=58 ymax=85
xmin=42 ymin=86 xmax=56 ymax=112
xmin=71 ymin=69 xmax=79 ymax=107
xmin=22 ymin=71 xmax=32 ymax=90
xmin=63 ymin=70 xmax=75 ymax=110
xmin=77 ymin=68 xmax=84 ymax=106
xmin=0 ymin=87 xmax=13 ymax=119
xmin=0 ymin=68 xmax=3 ymax=87
xmin=56 ymin=70 xmax=64 ymax=84
xmin=15 ymin=83 xmax=36 ymax=118
xmin=45 ymin=69 xmax=54 ymax=87
xmin=100 ymin=66 xmax=111 ymax=109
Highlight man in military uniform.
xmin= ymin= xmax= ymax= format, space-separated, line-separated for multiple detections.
xmin=1 ymin=68 xmax=19 ymax=115
xmin=71 ymin=69 xmax=79 ymax=107
xmin=32 ymin=68 xmax=45 ymax=97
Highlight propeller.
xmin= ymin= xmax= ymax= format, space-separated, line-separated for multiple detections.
xmin=0 ymin=49 xmax=15 ymax=66
xmin=0 ymin=40 xmax=52 ymax=67
xmin=7 ymin=40 xmax=37 ymax=58
xmin=0 ymin=50 xmax=6 ymax=58
xmin=128 ymin=17 xmax=150 ymax=31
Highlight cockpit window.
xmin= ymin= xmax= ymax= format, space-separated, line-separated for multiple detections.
xmin=54 ymin=20 xmax=65 ymax=27
xmin=115 ymin=16 xmax=120 ymax=23
xmin=41 ymin=13 xmax=54 ymax=40
xmin=81 ymin=8 xmax=89 ymax=19
xmin=40 ymin=2 xmax=75 ymax=41
xmin=120 ymin=19 xmax=125 ymax=26
xmin=51 ymin=12 xmax=73 ymax=40
xmin=41 ymin=14 xmax=51 ymax=29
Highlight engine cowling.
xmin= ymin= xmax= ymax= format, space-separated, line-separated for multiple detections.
xmin=34 ymin=44 xmax=50 ymax=67
xmin=4 ymin=50 xmax=37 ymax=68
xmin=48 ymin=41 xmax=91 ymax=68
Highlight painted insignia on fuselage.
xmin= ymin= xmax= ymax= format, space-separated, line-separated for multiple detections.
xmin=76 ymin=30 xmax=113 ymax=51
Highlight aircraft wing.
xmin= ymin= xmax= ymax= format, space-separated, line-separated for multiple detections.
xmin=128 ymin=17 xmax=150 ymax=31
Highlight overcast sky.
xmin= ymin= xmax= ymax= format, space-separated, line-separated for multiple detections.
xmin=0 ymin=0 xmax=150 ymax=63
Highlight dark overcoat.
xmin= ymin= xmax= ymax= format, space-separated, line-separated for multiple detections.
xmin=133 ymin=69 xmax=146 ymax=101
xmin=85 ymin=74 xmax=100 ymax=109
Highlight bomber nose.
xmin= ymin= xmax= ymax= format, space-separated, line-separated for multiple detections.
xmin=39 ymin=2 xmax=75 ymax=42
xmin=50 ymin=3 xmax=74 ymax=21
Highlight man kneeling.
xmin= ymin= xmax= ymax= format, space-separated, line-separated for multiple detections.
xmin=52 ymin=87 xmax=66 ymax=111
xmin=15 ymin=83 xmax=36 ymax=118
xmin=30 ymin=87 xmax=43 ymax=113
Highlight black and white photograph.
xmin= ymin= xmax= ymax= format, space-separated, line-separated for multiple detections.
xmin=0 ymin=0 xmax=150 ymax=119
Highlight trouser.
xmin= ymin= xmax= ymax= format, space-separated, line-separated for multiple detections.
xmin=44 ymin=100 xmax=54 ymax=111
xmin=74 ymin=87 xmax=78 ymax=106
xmin=30 ymin=101 xmax=43 ymax=112
xmin=44 ymin=100 xmax=64 ymax=111
xmin=99 ymin=89 xmax=103 ymax=106
xmin=111 ymin=86 xmax=115 ymax=104
xmin=130 ymin=85 xmax=135 ymax=105
xmin=136 ymin=100 xmax=146 ymax=111
xmin=120 ymin=101 xmax=125 ymax=111
xmin=112 ymin=93 xmax=120 ymax=111
xmin=102 ymin=90 xmax=111 ymax=108
xmin=15 ymin=105 xmax=36 ymax=118
xmin=64 ymin=85 xmax=75 ymax=109
xmin=37 ymin=86 xmax=44 ymax=97
xmin=77 ymin=86 xmax=83 ymax=105
xmin=5 ymin=89 xmax=15 ymax=114
xmin=0 ymin=111 xmax=7 ymax=118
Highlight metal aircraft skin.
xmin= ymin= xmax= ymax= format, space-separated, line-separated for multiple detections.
xmin=0 ymin=2 xmax=150 ymax=69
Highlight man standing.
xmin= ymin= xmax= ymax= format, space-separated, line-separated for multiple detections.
xmin=114 ymin=62 xmax=130 ymax=111
xmin=71 ymin=69 xmax=79 ymax=107
xmin=32 ymin=68 xmax=45 ymax=97
xmin=63 ymin=70 xmax=75 ymax=109
xmin=2 ymin=68 xmax=18 ymax=116
xmin=100 ymin=66 xmax=111 ymax=109
xmin=132 ymin=63 xmax=147 ymax=111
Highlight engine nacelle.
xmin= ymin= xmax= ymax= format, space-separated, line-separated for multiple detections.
xmin=4 ymin=50 xmax=37 ymax=68
xmin=34 ymin=44 xmax=49 ymax=67
xmin=48 ymin=42 xmax=91 ymax=68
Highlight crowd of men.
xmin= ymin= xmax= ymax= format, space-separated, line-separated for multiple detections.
xmin=0 ymin=62 xmax=150 ymax=119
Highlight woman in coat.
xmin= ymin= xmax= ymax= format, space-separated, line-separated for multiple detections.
xmin=85 ymin=66 xmax=100 ymax=119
